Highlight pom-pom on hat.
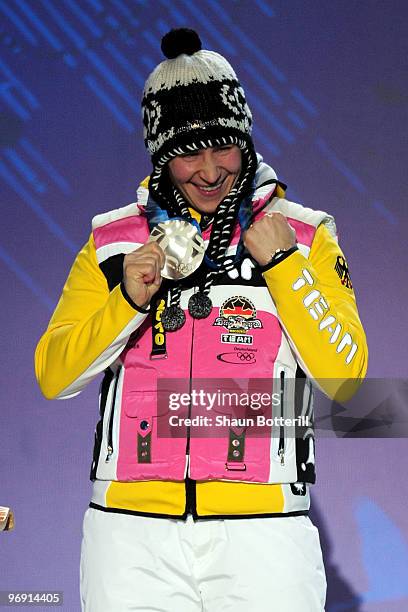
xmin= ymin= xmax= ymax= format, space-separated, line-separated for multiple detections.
xmin=160 ymin=27 xmax=202 ymax=59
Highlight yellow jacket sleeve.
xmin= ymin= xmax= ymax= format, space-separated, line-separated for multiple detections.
xmin=262 ymin=223 xmax=368 ymax=400
xmin=34 ymin=234 xmax=149 ymax=400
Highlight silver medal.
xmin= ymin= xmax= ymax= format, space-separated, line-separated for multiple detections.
xmin=149 ymin=219 xmax=205 ymax=280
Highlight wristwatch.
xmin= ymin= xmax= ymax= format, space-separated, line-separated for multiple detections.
xmin=270 ymin=247 xmax=291 ymax=263
xmin=260 ymin=244 xmax=298 ymax=272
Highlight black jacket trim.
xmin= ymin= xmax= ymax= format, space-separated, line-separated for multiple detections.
xmin=194 ymin=509 xmax=309 ymax=520
xmin=260 ymin=245 xmax=299 ymax=273
xmin=89 ymin=502 xmax=188 ymax=520
xmin=257 ymin=178 xmax=287 ymax=192
xmin=89 ymin=502 xmax=308 ymax=521
xmin=90 ymin=368 xmax=115 ymax=481
xmin=120 ymin=281 xmax=150 ymax=313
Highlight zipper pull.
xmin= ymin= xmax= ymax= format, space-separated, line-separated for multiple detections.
xmin=105 ymin=446 xmax=113 ymax=462
xmin=278 ymin=448 xmax=285 ymax=466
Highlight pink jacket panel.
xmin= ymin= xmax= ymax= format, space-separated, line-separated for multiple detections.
xmin=116 ymin=315 xmax=194 ymax=481
xmin=189 ymin=312 xmax=282 ymax=482
xmin=93 ymin=215 xmax=150 ymax=249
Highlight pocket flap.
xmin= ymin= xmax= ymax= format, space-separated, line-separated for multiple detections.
xmin=124 ymin=391 xmax=170 ymax=418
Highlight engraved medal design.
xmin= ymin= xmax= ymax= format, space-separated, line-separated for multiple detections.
xmin=149 ymin=219 xmax=205 ymax=280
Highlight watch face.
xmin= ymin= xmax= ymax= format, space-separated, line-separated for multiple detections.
xmin=271 ymin=249 xmax=285 ymax=262
xmin=149 ymin=219 xmax=205 ymax=280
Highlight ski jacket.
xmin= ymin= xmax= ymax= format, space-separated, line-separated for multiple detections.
xmin=35 ymin=165 xmax=368 ymax=519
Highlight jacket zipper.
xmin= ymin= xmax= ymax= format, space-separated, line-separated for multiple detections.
xmin=105 ymin=366 xmax=121 ymax=462
xmin=278 ymin=370 xmax=285 ymax=466
xmin=185 ymin=316 xmax=195 ymax=457
xmin=185 ymin=313 xmax=196 ymax=515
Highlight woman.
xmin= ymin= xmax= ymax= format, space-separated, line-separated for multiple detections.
xmin=35 ymin=28 xmax=367 ymax=611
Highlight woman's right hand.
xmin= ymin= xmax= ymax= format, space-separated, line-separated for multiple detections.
xmin=123 ymin=242 xmax=165 ymax=309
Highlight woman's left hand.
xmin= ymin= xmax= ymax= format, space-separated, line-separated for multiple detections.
xmin=243 ymin=212 xmax=296 ymax=266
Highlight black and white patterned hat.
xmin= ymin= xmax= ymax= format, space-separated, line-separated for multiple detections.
xmin=141 ymin=29 xmax=257 ymax=331
xmin=142 ymin=28 xmax=253 ymax=156
xmin=142 ymin=29 xmax=256 ymax=206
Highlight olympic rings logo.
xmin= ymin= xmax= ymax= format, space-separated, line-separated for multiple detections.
xmin=217 ymin=352 xmax=256 ymax=364
xmin=237 ymin=352 xmax=253 ymax=361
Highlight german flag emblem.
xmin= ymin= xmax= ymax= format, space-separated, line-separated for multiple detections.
xmin=335 ymin=256 xmax=353 ymax=289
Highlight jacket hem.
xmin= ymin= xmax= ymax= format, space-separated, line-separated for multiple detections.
xmin=89 ymin=502 xmax=188 ymax=520
xmin=194 ymin=509 xmax=309 ymax=520
xmin=88 ymin=502 xmax=309 ymax=521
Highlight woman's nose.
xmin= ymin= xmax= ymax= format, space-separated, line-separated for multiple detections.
xmin=198 ymin=151 xmax=220 ymax=184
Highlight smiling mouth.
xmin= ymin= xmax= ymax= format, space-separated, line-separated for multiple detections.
xmin=192 ymin=178 xmax=226 ymax=196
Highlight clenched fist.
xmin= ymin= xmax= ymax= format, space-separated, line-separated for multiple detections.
xmin=123 ymin=242 xmax=165 ymax=309
xmin=243 ymin=211 xmax=296 ymax=266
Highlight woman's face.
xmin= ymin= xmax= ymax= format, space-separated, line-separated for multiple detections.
xmin=168 ymin=144 xmax=242 ymax=215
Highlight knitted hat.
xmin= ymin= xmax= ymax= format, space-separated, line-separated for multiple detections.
xmin=141 ymin=29 xmax=257 ymax=331
xmin=143 ymin=30 xmax=252 ymax=155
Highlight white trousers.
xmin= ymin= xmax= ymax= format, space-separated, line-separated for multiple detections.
xmin=80 ymin=508 xmax=326 ymax=611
